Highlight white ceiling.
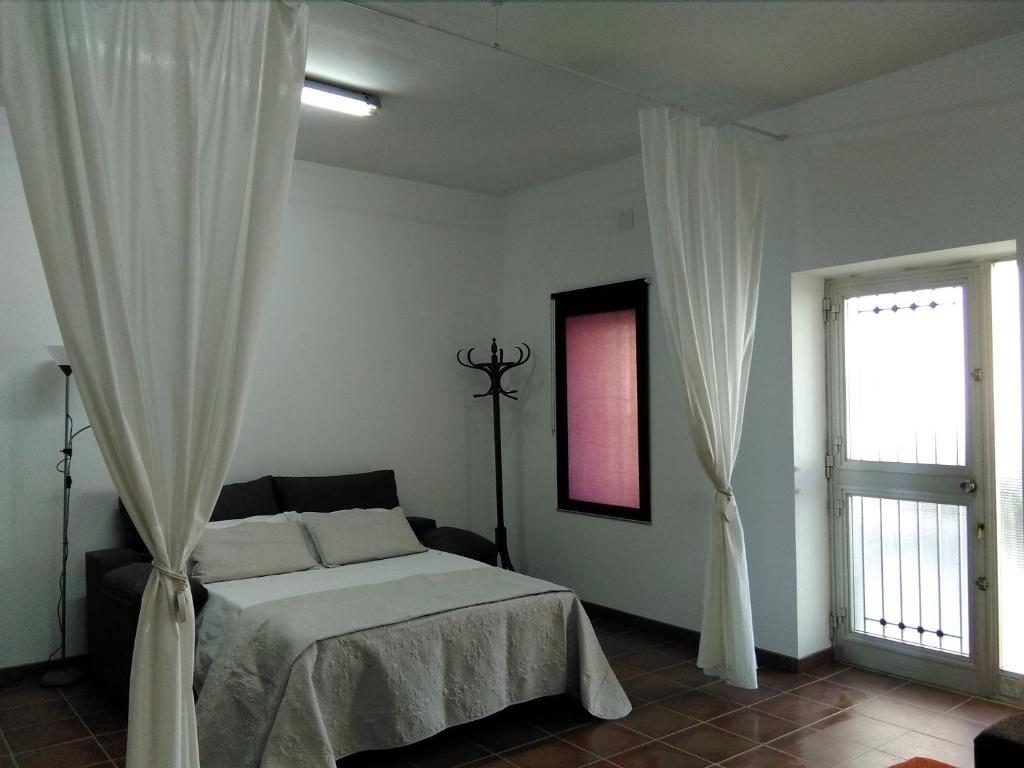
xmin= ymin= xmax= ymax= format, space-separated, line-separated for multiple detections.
xmin=300 ymin=2 xmax=1024 ymax=195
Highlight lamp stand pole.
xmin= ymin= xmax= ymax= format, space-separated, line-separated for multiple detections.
xmin=41 ymin=367 xmax=86 ymax=688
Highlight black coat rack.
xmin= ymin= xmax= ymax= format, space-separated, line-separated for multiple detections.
xmin=457 ymin=338 xmax=530 ymax=571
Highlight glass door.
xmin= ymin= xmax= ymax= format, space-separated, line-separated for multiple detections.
xmin=827 ymin=265 xmax=991 ymax=695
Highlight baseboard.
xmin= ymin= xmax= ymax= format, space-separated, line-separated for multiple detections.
xmin=0 ymin=655 xmax=88 ymax=688
xmin=582 ymin=600 xmax=833 ymax=674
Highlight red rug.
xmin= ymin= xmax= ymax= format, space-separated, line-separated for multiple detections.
xmin=889 ymin=759 xmax=956 ymax=768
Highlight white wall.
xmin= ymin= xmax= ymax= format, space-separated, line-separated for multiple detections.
xmin=496 ymin=32 xmax=1024 ymax=658
xmin=0 ymin=110 xmax=502 ymax=668
xmin=496 ymin=157 xmax=713 ymax=635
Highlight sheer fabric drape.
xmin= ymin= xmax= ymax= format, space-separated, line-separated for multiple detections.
xmin=0 ymin=2 xmax=309 ymax=764
xmin=639 ymin=108 xmax=766 ymax=689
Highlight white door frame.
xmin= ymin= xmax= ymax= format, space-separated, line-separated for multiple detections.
xmin=825 ymin=263 xmax=995 ymax=696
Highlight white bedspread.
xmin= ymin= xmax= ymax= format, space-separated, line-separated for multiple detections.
xmin=194 ymin=550 xmax=483 ymax=687
xmin=193 ymin=551 xmax=630 ymax=768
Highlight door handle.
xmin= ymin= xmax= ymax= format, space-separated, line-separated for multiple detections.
xmin=960 ymin=479 xmax=978 ymax=494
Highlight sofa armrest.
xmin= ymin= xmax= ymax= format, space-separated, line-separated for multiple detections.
xmin=406 ymin=515 xmax=437 ymax=542
xmin=422 ymin=527 xmax=497 ymax=566
xmin=86 ymin=548 xmax=150 ymax=585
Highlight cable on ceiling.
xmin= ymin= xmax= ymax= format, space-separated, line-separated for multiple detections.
xmin=342 ymin=1 xmax=788 ymax=142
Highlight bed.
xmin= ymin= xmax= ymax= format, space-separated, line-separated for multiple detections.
xmin=174 ymin=473 xmax=630 ymax=768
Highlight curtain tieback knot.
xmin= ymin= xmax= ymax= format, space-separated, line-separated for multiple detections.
xmin=153 ymin=562 xmax=189 ymax=623
xmin=714 ymin=487 xmax=738 ymax=523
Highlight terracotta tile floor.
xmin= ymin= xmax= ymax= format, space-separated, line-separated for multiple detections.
xmin=2 ymin=615 xmax=1021 ymax=767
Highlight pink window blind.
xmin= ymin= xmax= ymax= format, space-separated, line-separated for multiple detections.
xmin=564 ymin=309 xmax=641 ymax=509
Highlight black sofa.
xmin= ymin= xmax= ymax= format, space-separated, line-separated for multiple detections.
xmin=86 ymin=469 xmax=497 ymax=706
xmin=975 ymin=712 xmax=1024 ymax=766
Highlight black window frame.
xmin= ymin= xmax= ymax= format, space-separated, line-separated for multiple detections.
xmin=552 ymin=278 xmax=651 ymax=523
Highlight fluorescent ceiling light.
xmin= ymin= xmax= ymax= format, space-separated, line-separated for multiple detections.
xmin=301 ymin=79 xmax=380 ymax=117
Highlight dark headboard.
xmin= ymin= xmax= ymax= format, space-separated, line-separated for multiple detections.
xmin=117 ymin=469 xmax=400 ymax=553
xmin=273 ymin=469 xmax=399 ymax=513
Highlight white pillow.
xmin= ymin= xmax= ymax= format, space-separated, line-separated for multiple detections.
xmin=205 ymin=512 xmax=320 ymax=560
xmin=299 ymin=507 xmax=426 ymax=567
xmin=190 ymin=519 xmax=319 ymax=583
xmin=206 ymin=513 xmax=288 ymax=529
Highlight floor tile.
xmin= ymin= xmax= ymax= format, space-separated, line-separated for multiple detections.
xmin=811 ymin=711 xmax=905 ymax=748
xmin=626 ymin=692 xmax=650 ymax=708
xmin=0 ymin=697 xmax=74 ymax=730
xmin=502 ymin=737 xmax=594 ymax=768
xmin=601 ymin=636 xmax=646 ymax=659
xmin=709 ymin=709 xmax=799 ymax=743
xmin=912 ymin=712 xmax=987 ymax=746
xmin=660 ymin=691 xmax=739 ymax=721
xmin=520 ymin=697 xmax=597 ymax=734
xmin=654 ymin=641 xmax=699 ymax=662
xmin=608 ymin=741 xmax=708 ymax=768
xmin=757 ymin=671 xmax=818 ymax=692
xmin=701 ymin=680 xmax=777 ymax=707
xmin=610 ymin=660 xmax=644 ymax=682
xmin=948 ymin=696 xmax=1023 ymax=725
xmin=0 ymin=685 xmax=61 ymax=710
xmin=803 ymin=660 xmax=849 ymax=679
xmin=82 ymin=708 xmax=129 ymax=735
xmin=66 ymin=691 xmax=119 ymax=717
xmin=662 ymin=723 xmax=756 ymax=763
xmin=836 ymin=748 xmax=902 ymax=768
xmin=753 ymin=693 xmax=841 ymax=726
xmin=98 ymin=730 xmax=127 ymax=759
xmin=620 ymin=675 xmax=687 ymax=703
xmin=466 ymin=713 xmax=546 ymax=753
xmin=337 ymin=748 xmax=416 ymax=766
xmin=769 ymin=727 xmax=870 ymax=767
xmin=618 ymin=629 xmax=679 ymax=648
xmin=405 ymin=730 xmax=491 ymax=768
xmin=618 ymin=648 xmax=691 ymax=674
xmin=794 ymin=680 xmax=871 ymax=709
xmin=0 ymin=756 xmax=11 ymax=768
xmin=721 ymin=746 xmax=812 ymax=767
xmin=463 ymin=759 xmax=513 ymax=768
xmin=827 ymin=669 xmax=904 ymax=696
xmin=884 ymin=683 xmax=968 ymax=713
xmin=618 ymin=705 xmax=697 ymax=739
xmin=657 ymin=664 xmax=712 ymax=689
xmin=6 ymin=715 xmax=90 ymax=753
xmin=13 ymin=737 xmax=109 ymax=768
xmin=880 ymin=729 xmax=973 ymax=766
xmin=851 ymin=697 xmax=934 ymax=730
xmin=560 ymin=722 xmax=648 ymax=758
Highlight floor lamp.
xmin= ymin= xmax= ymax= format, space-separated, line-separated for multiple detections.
xmin=41 ymin=345 xmax=89 ymax=687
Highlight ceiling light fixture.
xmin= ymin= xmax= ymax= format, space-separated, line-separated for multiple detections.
xmin=301 ymin=78 xmax=381 ymax=117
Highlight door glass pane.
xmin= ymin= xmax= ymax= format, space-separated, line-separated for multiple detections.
xmin=849 ymin=494 xmax=970 ymax=656
xmin=992 ymin=260 xmax=1024 ymax=675
xmin=844 ymin=286 xmax=967 ymax=464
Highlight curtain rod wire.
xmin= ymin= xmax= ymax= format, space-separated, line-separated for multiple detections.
xmin=342 ymin=1 xmax=788 ymax=142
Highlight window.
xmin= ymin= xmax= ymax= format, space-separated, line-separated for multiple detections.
xmin=553 ymin=279 xmax=650 ymax=522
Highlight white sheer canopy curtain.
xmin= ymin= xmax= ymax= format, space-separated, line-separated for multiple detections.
xmin=639 ymin=108 xmax=766 ymax=689
xmin=0 ymin=2 xmax=309 ymax=765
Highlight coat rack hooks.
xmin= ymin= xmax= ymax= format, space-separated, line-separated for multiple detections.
xmin=456 ymin=338 xmax=530 ymax=570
